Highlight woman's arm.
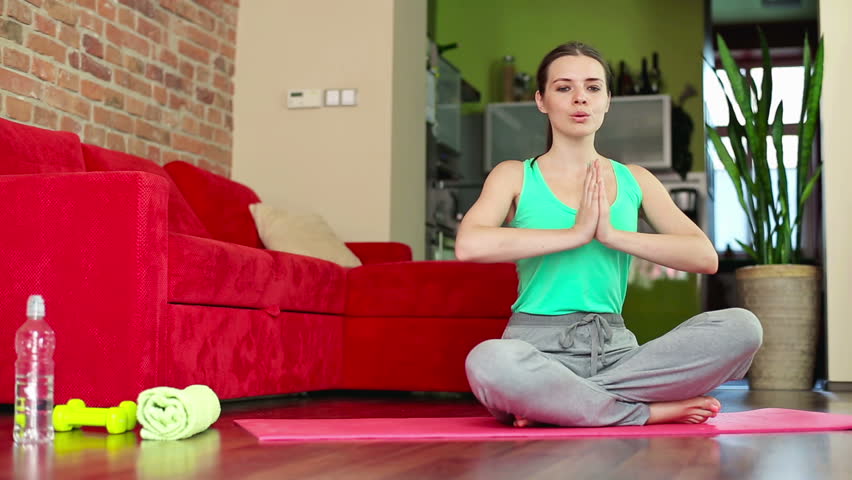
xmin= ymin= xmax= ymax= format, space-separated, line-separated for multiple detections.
xmin=595 ymin=165 xmax=718 ymax=274
xmin=455 ymin=160 xmax=600 ymax=263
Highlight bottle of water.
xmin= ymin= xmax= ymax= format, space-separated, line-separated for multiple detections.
xmin=13 ymin=295 xmax=55 ymax=443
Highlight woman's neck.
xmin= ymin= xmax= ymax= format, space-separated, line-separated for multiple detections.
xmin=542 ymin=135 xmax=600 ymax=168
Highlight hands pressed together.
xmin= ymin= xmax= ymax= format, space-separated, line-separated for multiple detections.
xmin=573 ymin=159 xmax=614 ymax=245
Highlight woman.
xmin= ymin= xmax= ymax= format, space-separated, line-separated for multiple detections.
xmin=457 ymin=42 xmax=762 ymax=427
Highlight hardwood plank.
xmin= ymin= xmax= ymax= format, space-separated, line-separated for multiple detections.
xmin=2 ymin=388 xmax=852 ymax=479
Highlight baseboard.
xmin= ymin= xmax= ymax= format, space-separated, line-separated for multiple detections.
xmin=825 ymin=381 xmax=852 ymax=392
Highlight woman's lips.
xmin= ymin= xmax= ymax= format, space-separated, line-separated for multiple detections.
xmin=571 ymin=113 xmax=590 ymax=122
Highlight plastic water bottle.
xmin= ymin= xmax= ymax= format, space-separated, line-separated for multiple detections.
xmin=13 ymin=295 xmax=55 ymax=443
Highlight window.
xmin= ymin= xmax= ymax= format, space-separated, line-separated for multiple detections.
xmin=704 ymin=65 xmax=805 ymax=253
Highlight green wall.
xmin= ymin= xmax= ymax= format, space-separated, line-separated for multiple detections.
xmin=435 ymin=0 xmax=707 ymax=172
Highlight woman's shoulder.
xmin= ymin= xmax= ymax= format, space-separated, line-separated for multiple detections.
xmin=487 ymin=159 xmax=526 ymax=183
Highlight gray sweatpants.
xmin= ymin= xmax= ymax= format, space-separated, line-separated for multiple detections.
xmin=465 ymin=308 xmax=763 ymax=427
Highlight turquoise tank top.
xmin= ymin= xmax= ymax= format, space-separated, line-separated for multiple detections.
xmin=509 ymin=158 xmax=643 ymax=315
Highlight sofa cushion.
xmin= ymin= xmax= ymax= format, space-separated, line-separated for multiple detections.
xmin=164 ymin=161 xmax=262 ymax=248
xmin=346 ymin=261 xmax=518 ymax=318
xmin=169 ymin=233 xmax=346 ymax=314
xmin=249 ymin=203 xmax=361 ymax=267
xmin=0 ymin=117 xmax=85 ymax=174
xmin=82 ymin=144 xmax=210 ymax=238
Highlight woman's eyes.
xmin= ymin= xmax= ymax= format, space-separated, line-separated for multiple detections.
xmin=555 ymin=85 xmax=602 ymax=92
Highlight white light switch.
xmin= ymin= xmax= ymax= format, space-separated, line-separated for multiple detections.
xmin=341 ymin=88 xmax=358 ymax=106
xmin=324 ymin=89 xmax=341 ymax=106
xmin=286 ymin=89 xmax=322 ymax=109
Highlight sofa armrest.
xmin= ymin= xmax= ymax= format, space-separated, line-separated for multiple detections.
xmin=0 ymin=171 xmax=169 ymax=405
xmin=345 ymin=242 xmax=413 ymax=264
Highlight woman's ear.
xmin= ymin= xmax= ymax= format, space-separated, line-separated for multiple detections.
xmin=535 ymin=90 xmax=547 ymax=114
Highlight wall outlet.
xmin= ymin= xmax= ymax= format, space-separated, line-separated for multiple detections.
xmin=286 ymin=89 xmax=322 ymax=109
xmin=341 ymin=88 xmax=358 ymax=106
xmin=325 ymin=89 xmax=341 ymax=106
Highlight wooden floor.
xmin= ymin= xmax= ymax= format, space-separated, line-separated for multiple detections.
xmin=2 ymin=386 xmax=852 ymax=479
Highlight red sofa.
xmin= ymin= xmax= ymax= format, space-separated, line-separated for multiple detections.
xmin=0 ymin=117 xmax=518 ymax=406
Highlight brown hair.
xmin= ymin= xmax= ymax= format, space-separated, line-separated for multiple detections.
xmin=535 ymin=41 xmax=613 ymax=154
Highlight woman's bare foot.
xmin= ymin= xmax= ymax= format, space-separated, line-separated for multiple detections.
xmin=513 ymin=416 xmax=542 ymax=428
xmin=646 ymin=396 xmax=721 ymax=425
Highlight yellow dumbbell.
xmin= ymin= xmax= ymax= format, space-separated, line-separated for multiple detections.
xmin=53 ymin=399 xmax=137 ymax=434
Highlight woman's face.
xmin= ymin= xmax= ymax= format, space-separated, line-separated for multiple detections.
xmin=535 ymin=54 xmax=611 ymax=139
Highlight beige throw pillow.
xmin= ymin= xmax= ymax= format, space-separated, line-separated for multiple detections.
xmin=249 ymin=203 xmax=362 ymax=267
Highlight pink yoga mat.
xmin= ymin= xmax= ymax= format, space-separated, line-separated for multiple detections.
xmin=235 ymin=409 xmax=852 ymax=442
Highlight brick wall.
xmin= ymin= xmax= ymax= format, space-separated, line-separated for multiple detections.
xmin=0 ymin=0 xmax=238 ymax=176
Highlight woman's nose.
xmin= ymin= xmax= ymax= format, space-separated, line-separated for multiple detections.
xmin=573 ymin=92 xmax=588 ymax=104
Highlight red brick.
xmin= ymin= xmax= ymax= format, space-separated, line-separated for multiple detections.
xmin=119 ymin=0 xmax=155 ymax=19
xmin=198 ymin=157 xmax=226 ymax=177
xmin=198 ymin=123 xmax=212 ymax=140
xmin=26 ymin=34 xmax=66 ymax=62
xmin=171 ymin=133 xmax=205 ymax=155
xmin=118 ymin=7 xmax=135 ymax=28
xmin=193 ymin=0 xmax=222 ymax=16
xmin=34 ymin=13 xmax=57 ymax=36
xmin=153 ymin=85 xmax=166 ymax=105
xmin=182 ymin=23 xmax=217 ymax=51
xmin=187 ymin=103 xmax=203 ymax=118
xmin=159 ymin=48 xmax=177 ymax=68
xmin=96 ymin=0 xmax=115 ymax=21
xmin=145 ymin=63 xmax=163 ymax=82
xmin=106 ymin=132 xmax=125 ymax=151
xmin=7 ymin=0 xmax=33 ymax=25
xmin=59 ymin=24 xmax=80 ymax=48
xmin=84 ymin=124 xmax=106 ymax=145
xmin=82 ymin=124 xmax=106 ymax=145
xmin=5 ymin=95 xmax=33 ymax=121
xmin=126 ymin=95 xmax=145 ymax=116
xmin=128 ymin=137 xmax=145 ymax=157
xmin=1 ymin=19 xmax=25 ymax=45
xmin=123 ymin=54 xmax=144 ymax=74
xmin=110 ymin=110 xmax=133 ymax=133
xmin=220 ymin=43 xmax=235 ymax=62
xmin=106 ymin=23 xmax=149 ymax=56
xmin=76 ymin=0 xmax=96 ymax=10
xmin=136 ymin=16 xmax=160 ymax=42
xmin=60 ymin=115 xmax=82 ymax=134
xmin=196 ymin=66 xmax=209 ymax=83
xmin=213 ymin=73 xmax=229 ymax=93
xmin=207 ymin=107 xmax=221 ymax=125
xmin=178 ymin=60 xmax=193 ymax=80
xmin=33 ymin=106 xmax=58 ymax=129
xmin=0 ymin=66 xmax=40 ymax=97
xmin=45 ymin=0 xmax=78 ymax=26
xmin=135 ymin=118 xmax=170 ymax=144
xmin=161 ymin=0 xmax=196 ymax=23
xmin=78 ymin=10 xmax=103 ymax=34
xmin=180 ymin=115 xmax=198 ymax=135
xmin=161 ymin=150 xmax=180 ymax=164
xmin=164 ymin=73 xmax=183 ymax=91
xmin=93 ymin=105 xmax=109 ymax=124
xmin=196 ymin=87 xmax=214 ymax=105
xmin=167 ymin=92 xmax=184 ymax=110
xmin=128 ymin=73 xmax=150 ymax=96
xmin=24 ymin=0 xmax=44 ymax=7
xmin=195 ymin=9 xmax=214 ymax=31
xmin=58 ymin=69 xmax=79 ymax=91
xmin=81 ymin=79 xmax=103 ymax=100
xmin=224 ymin=114 xmax=231 ymax=129
xmin=103 ymin=88 xmax=124 ymax=108
xmin=82 ymin=33 xmax=103 ymax=58
xmin=213 ymin=127 xmax=229 ymax=145
xmin=67 ymin=51 xmax=80 ymax=69
xmin=42 ymin=85 xmax=89 ymax=118
xmin=81 ymin=54 xmax=111 ymax=81
xmin=143 ymin=103 xmax=160 ymax=121
xmin=146 ymin=144 xmax=161 ymax=162
xmin=213 ymin=56 xmax=226 ymax=73
xmin=226 ymin=27 xmax=236 ymax=44
xmin=178 ymin=40 xmax=209 ymax=63
xmin=3 ymin=48 xmax=30 ymax=73
xmin=105 ymin=45 xmax=121 ymax=66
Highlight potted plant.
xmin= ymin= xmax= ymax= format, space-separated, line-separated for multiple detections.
xmin=706 ymin=30 xmax=824 ymax=390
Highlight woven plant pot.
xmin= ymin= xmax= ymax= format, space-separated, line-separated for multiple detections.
xmin=736 ymin=264 xmax=821 ymax=390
